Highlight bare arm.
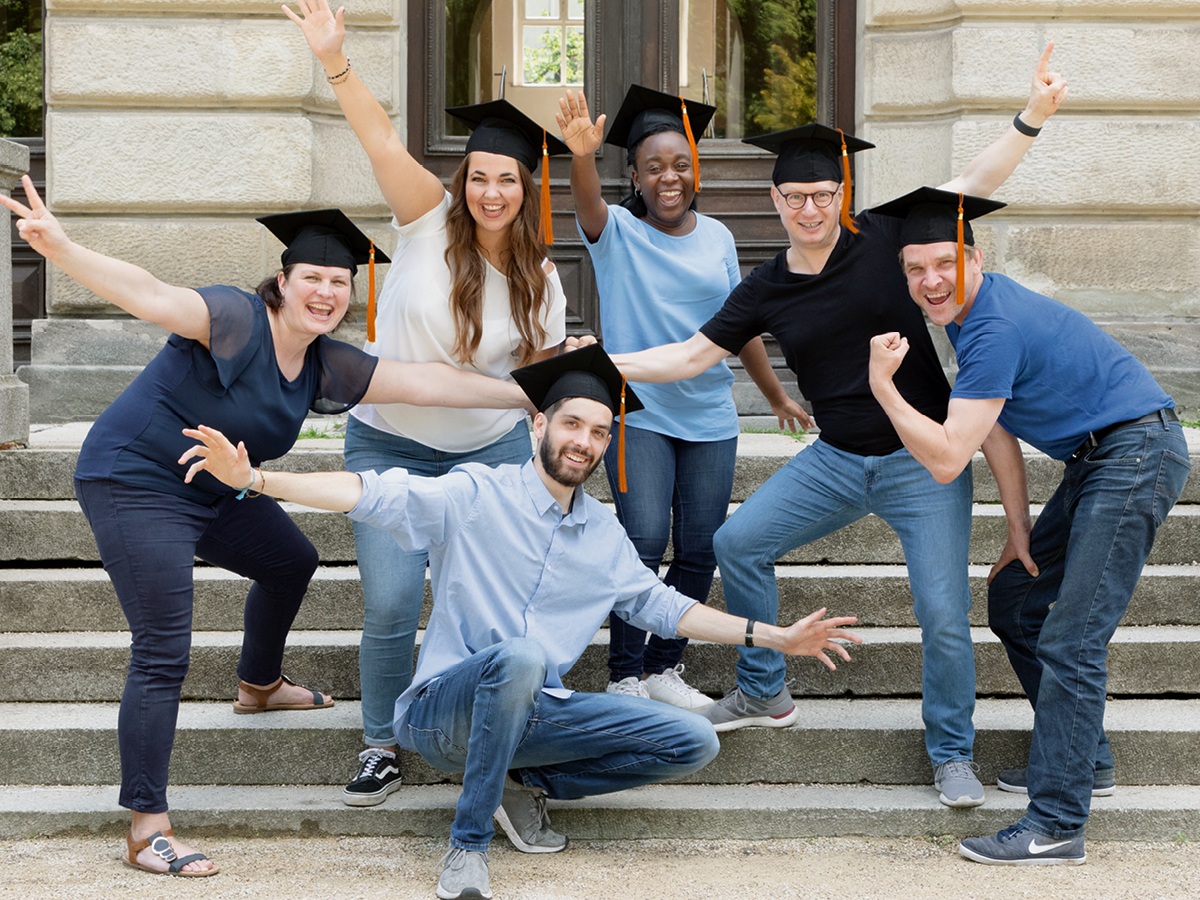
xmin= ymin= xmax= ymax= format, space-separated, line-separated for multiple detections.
xmin=611 ymin=331 xmax=730 ymax=383
xmin=737 ymin=336 xmax=813 ymax=432
xmin=360 ymin=360 xmax=532 ymax=408
xmin=285 ymin=1 xmax=444 ymax=224
xmin=180 ymin=425 xmax=364 ymax=511
xmin=557 ymin=90 xmax=609 ymax=242
xmin=868 ymin=332 xmax=1005 ymax=483
xmin=2 ymin=176 xmax=209 ymax=342
xmin=939 ymin=42 xmax=1068 ymax=199
xmin=980 ymin=423 xmax=1039 ymax=583
xmin=677 ymin=604 xmax=861 ymax=672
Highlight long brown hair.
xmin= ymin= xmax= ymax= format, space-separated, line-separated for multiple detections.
xmin=444 ymin=154 xmax=551 ymax=367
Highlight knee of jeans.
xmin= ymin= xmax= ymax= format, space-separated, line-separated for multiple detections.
xmin=489 ymin=637 xmax=548 ymax=694
xmin=679 ymin=720 xmax=720 ymax=771
xmin=712 ymin=519 xmax=760 ymax=568
xmin=129 ymin=634 xmax=191 ymax=682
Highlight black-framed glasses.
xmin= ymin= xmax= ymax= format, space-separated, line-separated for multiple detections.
xmin=781 ymin=188 xmax=839 ymax=209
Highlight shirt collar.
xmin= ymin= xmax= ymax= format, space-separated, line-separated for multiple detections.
xmin=521 ymin=458 xmax=589 ymax=524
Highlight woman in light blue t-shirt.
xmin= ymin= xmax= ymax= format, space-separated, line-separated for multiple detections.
xmin=556 ymin=85 xmax=807 ymax=709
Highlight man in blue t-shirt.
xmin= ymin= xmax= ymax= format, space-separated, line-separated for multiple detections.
xmin=867 ymin=186 xmax=1191 ymax=866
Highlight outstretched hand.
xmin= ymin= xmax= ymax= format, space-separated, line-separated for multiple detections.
xmin=179 ymin=425 xmax=254 ymax=488
xmin=1023 ymin=41 xmax=1068 ymax=127
xmin=556 ymin=90 xmax=606 ymax=157
xmin=1 ymin=175 xmax=69 ymax=262
xmin=778 ymin=608 xmax=861 ymax=671
xmin=282 ymin=0 xmax=345 ymax=62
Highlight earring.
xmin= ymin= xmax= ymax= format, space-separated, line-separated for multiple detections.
xmin=635 ymin=189 xmax=642 ymax=198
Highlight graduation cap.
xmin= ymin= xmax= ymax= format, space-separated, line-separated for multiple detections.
xmin=872 ymin=186 xmax=1006 ymax=306
xmin=447 ymin=99 xmax=570 ymax=244
xmin=604 ymin=85 xmax=717 ymax=192
xmin=742 ymin=124 xmax=875 ymax=234
xmin=257 ymin=209 xmax=391 ymax=341
xmin=511 ymin=343 xmax=644 ymax=492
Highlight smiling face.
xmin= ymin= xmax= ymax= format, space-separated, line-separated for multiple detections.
xmin=463 ymin=150 xmax=526 ymax=237
xmin=534 ymin=397 xmax=613 ymax=490
xmin=901 ymin=241 xmax=984 ymax=326
xmin=276 ymin=263 xmax=353 ymax=335
xmin=631 ymin=130 xmax=695 ymax=231
xmin=772 ymin=180 xmax=843 ymax=252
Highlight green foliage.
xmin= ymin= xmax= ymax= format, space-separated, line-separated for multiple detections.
xmin=753 ymin=44 xmax=817 ymax=133
xmin=740 ymin=425 xmax=807 ymax=439
xmin=0 ymin=26 xmax=41 ymax=137
xmin=523 ymin=27 xmax=583 ymax=85
xmin=724 ymin=0 xmax=817 ymax=137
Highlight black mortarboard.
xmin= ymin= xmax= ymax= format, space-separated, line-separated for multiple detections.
xmin=743 ymin=124 xmax=874 ymax=233
xmin=872 ymin=186 xmax=1005 ymax=305
xmin=604 ymin=85 xmax=716 ymax=191
xmin=256 ymin=208 xmax=389 ymax=275
xmin=511 ymin=344 xmax=644 ymax=492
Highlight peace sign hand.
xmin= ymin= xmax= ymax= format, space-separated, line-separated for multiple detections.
xmin=0 ymin=175 xmax=70 ymax=262
xmin=556 ymin=90 xmax=606 ymax=157
xmin=282 ymin=0 xmax=345 ymax=63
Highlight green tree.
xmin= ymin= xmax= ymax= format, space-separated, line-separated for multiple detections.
xmin=725 ymin=0 xmax=817 ymax=136
xmin=0 ymin=27 xmax=41 ymax=137
xmin=524 ymin=27 xmax=583 ymax=85
xmin=753 ymin=43 xmax=817 ymax=132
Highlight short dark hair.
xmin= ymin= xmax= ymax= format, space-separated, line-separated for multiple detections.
xmin=541 ymin=396 xmax=614 ymax=431
xmin=617 ymin=125 xmax=699 ymax=219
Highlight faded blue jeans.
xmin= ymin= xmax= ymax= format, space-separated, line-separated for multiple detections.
xmin=989 ymin=414 xmax=1189 ymax=838
xmin=344 ymin=416 xmax=533 ymax=747
xmin=605 ymin=426 xmax=738 ymax=680
xmin=402 ymin=637 xmax=720 ymax=850
xmin=713 ymin=438 xmax=976 ymax=766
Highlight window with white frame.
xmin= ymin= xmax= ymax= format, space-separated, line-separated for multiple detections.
xmin=518 ymin=0 xmax=584 ymax=86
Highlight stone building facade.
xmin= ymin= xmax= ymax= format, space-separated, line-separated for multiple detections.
xmin=16 ymin=0 xmax=1200 ymax=419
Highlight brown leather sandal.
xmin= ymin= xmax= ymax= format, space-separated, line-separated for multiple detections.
xmin=232 ymin=674 xmax=334 ymax=714
xmin=122 ymin=829 xmax=219 ymax=877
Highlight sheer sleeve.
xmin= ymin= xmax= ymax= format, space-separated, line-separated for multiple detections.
xmin=311 ymin=336 xmax=380 ymax=414
xmin=195 ymin=285 xmax=260 ymax=390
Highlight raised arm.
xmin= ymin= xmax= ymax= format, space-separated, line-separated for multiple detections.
xmin=284 ymin=1 xmax=445 ymax=224
xmin=180 ymin=425 xmax=364 ymax=511
xmin=939 ymin=41 xmax=1068 ymax=199
xmin=980 ymin=423 xmax=1039 ymax=583
xmin=677 ymin=604 xmax=861 ymax=672
xmin=361 ymin=359 xmax=532 ymax=410
xmin=2 ymin=176 xmax=209 ymax=342
xmin=556 ymin=90 xmax=609 ymax=242
xmin=610 ymin=331 xmax=730 ymax=384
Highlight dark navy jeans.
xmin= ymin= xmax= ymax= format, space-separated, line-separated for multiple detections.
xmin=604 ymin=426 xmax=738 ymax=680
xmin=75 ymin=478 xmax=318 ymax=813
xmin=988 ymin=414 xmax=1190 ymax=838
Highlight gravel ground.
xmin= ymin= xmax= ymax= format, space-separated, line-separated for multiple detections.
xmin=4 ymin=835 xmax=1199 ymax=900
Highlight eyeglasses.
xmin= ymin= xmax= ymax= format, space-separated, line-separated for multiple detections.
xmin=781 ymin=188 xmax=839 ymax=209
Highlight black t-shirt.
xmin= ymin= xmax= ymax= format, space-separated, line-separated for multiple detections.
xmin=700 ymin=211 xmax=950 ymax=456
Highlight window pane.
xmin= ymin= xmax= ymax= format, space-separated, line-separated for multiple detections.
xmin=564 ymin=26 xmax=584 ymax=85
xmin=523 ymin=26 xmax=561 ymax=85
xmin=525 ymin=0 xmax=560 ymax=18
xmin=567 ymin=0 xmax=585 ymax=19
xmin=681 ymin=0 xmax=817 ymax=140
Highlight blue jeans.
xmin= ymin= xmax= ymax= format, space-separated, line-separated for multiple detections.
xmin=74 ymin=478 xmax=318 ymax=813
xmin=604 ymin=426 xmax=738 ymax=680
xmin=344 ymin=416 xmax=533 ymax=747
xmin=402 ymin=638 xmax=720 ymax=850
xmin=988 ymin=415 xmax=1189 ymax=838
xmin=713 ymin=439 xmax=976 ymax=765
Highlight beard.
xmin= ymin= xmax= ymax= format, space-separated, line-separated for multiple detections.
xmin=538 ymin=436 xmax=601 ymax=489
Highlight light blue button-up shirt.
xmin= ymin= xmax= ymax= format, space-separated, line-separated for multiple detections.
xmin=348 ymin=459 xmax=697 ymax=750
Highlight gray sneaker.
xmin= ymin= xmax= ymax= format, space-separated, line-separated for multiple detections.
xmin=493 ymin=777 xmax=568 ymax=853
xmin=959 ymin=822 xmax=1085 ymax=866
xmin=933 ymin=758 xmax=985 ymax=808
xmin=997 ymin=766 xmax=1115 ymax=797
xmin=435 ymin=846 xmax=491 ymax=900
xmin=700 ymin=685 xmax=798 ymax=732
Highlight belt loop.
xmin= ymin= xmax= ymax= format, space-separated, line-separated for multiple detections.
xmin=1159 ymin=408 xmax=1169 ymax=430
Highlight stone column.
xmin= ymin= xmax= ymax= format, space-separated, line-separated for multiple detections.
xmin=0 ymin=139 xmax=31 ymax=447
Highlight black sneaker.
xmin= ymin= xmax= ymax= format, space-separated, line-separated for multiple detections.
xmin=342 ymin=748 xmax=402 ymax=807
xmin=997 ymin=766 xmax=1115 ymax=797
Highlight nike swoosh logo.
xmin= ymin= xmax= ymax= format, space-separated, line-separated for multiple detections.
xmin=1028 ymin=838 xmax=1071 ymax=854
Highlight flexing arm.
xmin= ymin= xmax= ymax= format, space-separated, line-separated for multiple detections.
xmin=980 ymin=423 xmax=1039 ymax=583
xmin=939 ymin=42 xmax=1068 ymax=199
xmin=2 ymin=176 xmax=209 ymax=342
xmin=180 ymin=425 xmax=364 ymax=511
xmin=738 ymin=337 xmax=812 ymax=432
xmin=610 ymin=331 xmax=730 ymax=383
xmin=868 ymin=332 xmax=1005 ymax=483
xmin=284 ymin=1 xmax=445 ymax=224
xmin=361 ymin=359 xmax=531 ymax=409
xmin=557 ymin=90 xmax=609 ymax=242
xmin=677 ymin=604 xmax=861 ymax=672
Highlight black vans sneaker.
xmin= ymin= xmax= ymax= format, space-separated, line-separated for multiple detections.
xmin=342 ymin=747 xmax=402 ymax=807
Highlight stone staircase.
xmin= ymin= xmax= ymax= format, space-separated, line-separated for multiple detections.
xmin=2 ymin=423 xmax=1199 ymax=843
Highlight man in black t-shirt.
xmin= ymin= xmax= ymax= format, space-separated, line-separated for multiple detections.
xmin=610 ymin=45 xmax=1067 ymax=809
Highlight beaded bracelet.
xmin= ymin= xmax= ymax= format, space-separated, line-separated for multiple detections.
xmin=326 ymin=59 xmax=352 ymax=84
xmin=1012 ymin=112 xmax=1042 ymax=137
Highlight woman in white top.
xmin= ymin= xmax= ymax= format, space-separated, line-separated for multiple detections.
xmin=286 ymin=0 xmax=569 ymax=806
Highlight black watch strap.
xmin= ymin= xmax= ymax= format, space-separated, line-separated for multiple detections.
xmin=745 ymin=618 xmax=756 ymax=648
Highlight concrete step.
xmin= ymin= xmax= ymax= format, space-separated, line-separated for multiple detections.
xmin=3 ymin=626 xmax=1199 ymax=703
xmin=6 ymin=498 xmax=1200 ymax=567
xmin=5 ymin=564 xmax=1200 ymax=633
xmin=3 ymin=699 xmax=1196 ymax=789
xmin=2 ymin=781 xmax=1198 ymax=843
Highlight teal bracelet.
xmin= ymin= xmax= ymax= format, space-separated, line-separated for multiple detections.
xmin=235 ymin=468 xmax=259 ymax=500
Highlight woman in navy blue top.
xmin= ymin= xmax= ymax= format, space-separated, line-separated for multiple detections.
xmin=3 ymin=179 xmax=529 ymax=877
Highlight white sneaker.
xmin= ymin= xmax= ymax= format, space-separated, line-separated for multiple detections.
xmin=642 ymin=665 xmax=715 ymax=710
xmin=606 ymin=676 xmax=650 ymax=698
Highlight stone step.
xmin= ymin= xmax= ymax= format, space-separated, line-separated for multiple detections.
xmin=2 ymin=781 xmax=1198 ymax=843
xmin=6 ymin=498 xmax=1200 ymax=567
xmin=4 ymin=564 xmax=1200 ymax=633
xmin=3 ymin=698 xmax=1196 ymax=790
xmin=4 ymin=626 xmax=1199 ymax=703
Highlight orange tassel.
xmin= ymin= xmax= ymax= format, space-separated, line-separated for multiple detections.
xmin=837 ymin=129 xmax=859 ymax=234
xmin=955 ymin=193 xmax=965 ymax=306
xmin=539 ymin=129 xmax=553 ymax=245
xmin=367 ymin=240 xmax=376 ymax=343
xmin=679 ymin=97 xmax=701 ymax=193
xmin=618 ymin=375 xmax=628 ymax=493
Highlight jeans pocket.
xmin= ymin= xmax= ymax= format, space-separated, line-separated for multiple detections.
xmin=1153 ymin=449 xmax=1191 ymax=526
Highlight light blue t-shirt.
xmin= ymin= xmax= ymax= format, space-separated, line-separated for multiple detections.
xmin=581 ymin=205 xmax=741 ymax=440
xmin=947 ymin=273 xmax=1171 ymax=461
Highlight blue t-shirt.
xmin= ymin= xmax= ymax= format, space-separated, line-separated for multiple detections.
xmin=946 ymin=273 xmax=1171 ymax=461
xmin=76 ymin=286 xmax=379 ymax=502
xmin=581 ymin=205 xmax=740 ymax=441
